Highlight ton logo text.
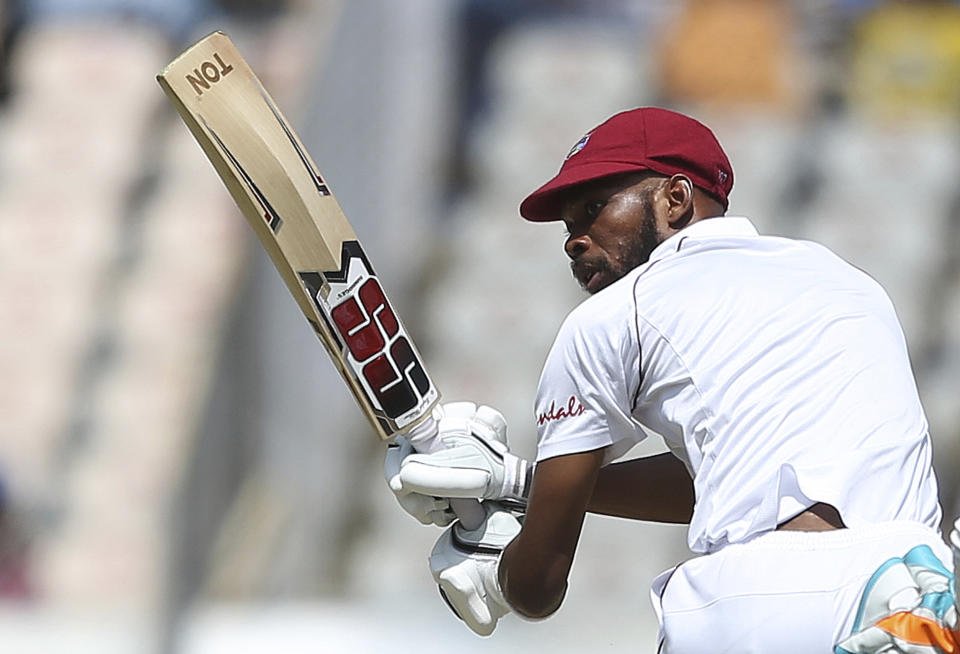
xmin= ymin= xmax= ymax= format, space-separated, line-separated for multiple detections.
xmin=186 ymin=53 xmax=233 ymax=96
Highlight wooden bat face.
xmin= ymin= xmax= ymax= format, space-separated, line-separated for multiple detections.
xmin=157 ymin=31 xmax=439 ymax=439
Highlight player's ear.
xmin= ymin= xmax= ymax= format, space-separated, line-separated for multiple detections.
xmin=664 ymin=174 xmax=694 ymax=230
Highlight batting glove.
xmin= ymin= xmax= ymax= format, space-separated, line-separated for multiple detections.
xmin=429 ymin=503 xmax=520 ymax=636
xmin=384 ymin=436 xmax=456 ymax=527
xmin=389 ymin=401 xmax=532 ymax=508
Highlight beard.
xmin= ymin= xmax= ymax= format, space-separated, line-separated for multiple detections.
xmin=571 ymin=198 xmax=664 ymax=294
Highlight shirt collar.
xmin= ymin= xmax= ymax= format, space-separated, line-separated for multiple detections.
xmin=647 ymin=216 xmax=759 ymax=265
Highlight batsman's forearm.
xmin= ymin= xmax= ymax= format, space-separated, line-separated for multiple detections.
xmin=498 ymin=449 xmax=604 ymax=618
xmin=499 ymin=537 xmax=567 ymax=619
xmin=587 ymin=452 xmax=694 ymax=523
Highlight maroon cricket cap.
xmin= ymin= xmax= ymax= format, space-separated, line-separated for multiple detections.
xmin=519 ymin=107 xmax=734 ymax=222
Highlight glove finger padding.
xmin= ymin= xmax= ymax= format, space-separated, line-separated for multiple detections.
xmin=385 ymin=436 xmax=455 ymax=526
xmin=474 ymin=405 xmax=508 ymax=444
xmin=435 ymin=560 xmax=501 ymax=636
xmin=387 ymin=401 xmax=529 ymax=527
xmin=398 ymin=447 xmax=495 ymax=498
xmin=402 ymin=493 xmax=456 ymax=527
xmin=395 ymin=401 xmax=530 ymax=503
xmin=438 ymin=400 xmax=480 ymax=423
xmin=436 ymin=402 xmax=508 ymax=452
xmin=429 ymin=504 xmax=520 ymax=636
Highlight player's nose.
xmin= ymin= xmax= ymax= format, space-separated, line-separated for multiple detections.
xmin=565 ymin=234 xmax=590 ymax=260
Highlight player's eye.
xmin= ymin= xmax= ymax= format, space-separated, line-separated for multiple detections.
xmin=584 ymin=199 xmax=606 ymax=219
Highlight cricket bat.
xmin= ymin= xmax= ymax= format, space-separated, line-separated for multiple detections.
xmin=157 ymin=31 xmax=483 ymax=528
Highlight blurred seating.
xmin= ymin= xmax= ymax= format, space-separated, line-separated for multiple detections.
xmin=0 ymin=21 xmax=168 ymax=508
xmin=848 ymin=0 xmax=960 ymax=122
xmin=0 ymin=11 xmax=250 ymax=616
xmin=0 ymin=475 xmax=32 ymax=600
xmin=658 ymin=0 xmax=808 ymax=114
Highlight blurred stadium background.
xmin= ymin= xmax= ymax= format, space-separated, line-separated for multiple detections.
xmin=0 ymin=0 xmax=957 ymax=651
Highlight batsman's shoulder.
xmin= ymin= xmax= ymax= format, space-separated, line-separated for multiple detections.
xmin=557 ymin=277 xmax=638 ymax=344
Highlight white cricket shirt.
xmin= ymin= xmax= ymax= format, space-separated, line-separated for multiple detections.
xmin=534 ymin=217 xmax=942 ymax=554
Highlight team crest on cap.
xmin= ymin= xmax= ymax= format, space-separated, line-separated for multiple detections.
xmin=565 ymin=133 xmax=591 ymax=160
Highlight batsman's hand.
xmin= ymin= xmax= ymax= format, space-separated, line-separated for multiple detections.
xmin=429 ymin=502 xmax=520 ymax=636
xmin=387 ymin=401 xmax=532 ymax=513
xmin=384 ymin=436 xmax=456 ymax=526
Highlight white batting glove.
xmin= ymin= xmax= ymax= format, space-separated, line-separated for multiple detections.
xmin=429 ymin=503 xmax=520 ymax=636
xmin=384 ymin=437 xmax=455 ymax=527
xmin=390 ymin=401 xmax=533 ymax=507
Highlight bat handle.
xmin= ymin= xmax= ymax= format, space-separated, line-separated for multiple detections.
xmin=405 ymin=414 xmax=486 ymax=530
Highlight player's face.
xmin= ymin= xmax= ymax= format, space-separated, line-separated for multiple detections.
xmin=561 ymin=174 xmax=667 ymax=294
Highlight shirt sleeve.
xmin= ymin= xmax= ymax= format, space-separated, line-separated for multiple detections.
xmin=533 ymin=288 xmax=647 ymax=465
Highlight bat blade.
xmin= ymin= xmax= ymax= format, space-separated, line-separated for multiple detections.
xmin=157 ymin=31 xmax=440 ymax=439
xmin=158 ymin=32 xmax=484 ymax=528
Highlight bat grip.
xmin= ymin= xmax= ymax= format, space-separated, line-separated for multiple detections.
xmin=405 ymin=415 xmax=486 ymax=530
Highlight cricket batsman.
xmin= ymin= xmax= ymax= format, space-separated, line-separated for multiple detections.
xmin=385 ymin=107 xmax=960 ymax=652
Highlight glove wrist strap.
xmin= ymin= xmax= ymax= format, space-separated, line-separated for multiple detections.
xmin=500 ymin=452 xmax=533 ymax=503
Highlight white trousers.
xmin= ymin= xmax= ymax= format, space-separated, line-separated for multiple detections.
xmin=651 ymin=522 xmax=954 ymax=654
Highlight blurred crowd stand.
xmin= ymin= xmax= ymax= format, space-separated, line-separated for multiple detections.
xmin=0 ymin=0 xmax=461 ymax=651
xmin=0 ymin=0 xmax=343 ymax=650
xmin=0 ymin=0 xmax=186 ymax=613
